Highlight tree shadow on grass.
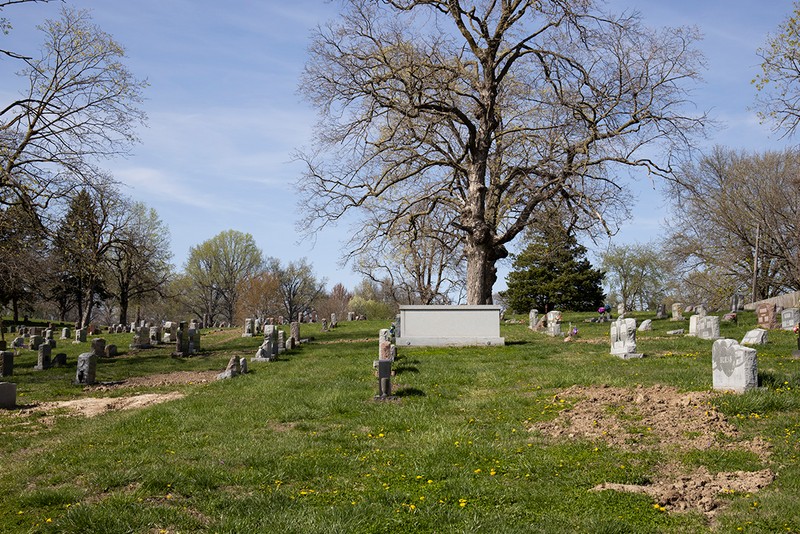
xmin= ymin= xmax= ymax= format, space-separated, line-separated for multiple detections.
xmin=394 ymin=366 xmax=419 ymax=375
xmin=505 ymin=340 xmax=530 ymax=346
xmin=395 ymin=387 xmax=425 ymax=397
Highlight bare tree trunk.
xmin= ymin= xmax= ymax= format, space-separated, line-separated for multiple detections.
xmin=465 ymin=241 xmax=500 ymax=305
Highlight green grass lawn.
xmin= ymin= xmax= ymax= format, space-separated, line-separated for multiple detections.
xmin=1 ymin=313 xmax=799 ymax=533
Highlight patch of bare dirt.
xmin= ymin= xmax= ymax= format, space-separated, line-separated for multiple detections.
xmin=36 ymin=391 xmax=185 ymax=418
xmin=91 ymin=370 xmax=218 ymax=389
xmin=531 ymin=384 xmax=773 ymax=518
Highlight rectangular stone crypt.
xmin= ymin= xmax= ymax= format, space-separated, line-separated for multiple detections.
xmin=395 ymin=305 xmax=505 ymax=347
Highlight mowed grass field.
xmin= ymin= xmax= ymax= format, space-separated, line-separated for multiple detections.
xmin=1 ymin=311 xmax=800 ymax=533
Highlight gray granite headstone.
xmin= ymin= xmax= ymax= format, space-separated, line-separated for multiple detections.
xmin=290 ymin=322 xmax=300 ymax=344
xmin=75 ymin=352 xmax=97 ymax=385
xmin=546 ymin=311 xmax=562 ymax=337
xmin=637 ymin=319 xmax=653 ymax=332
xmin=781 ymin=308 xmax=800 ymax=330
xmin=741 ymin=328 xmax=768 ymax=345
xmin=217 ymin=356 xmax=240 ymax=379
xmin=528 ymin=309 xmax=538 ymax=330
xmin=610 ymin=317 xmax=642 ymax=359
xmin=712 ymin=339 xmax=758 ymax=393
xmin=671 ymin=303 xmax=683 ymax=321
xmin=696 ymin=316 xmax=721 ymax=340
xmin=242 ymin=318 xmax=254 ymax=337
xmin=35 ymin=343 xmax=52 ymax=370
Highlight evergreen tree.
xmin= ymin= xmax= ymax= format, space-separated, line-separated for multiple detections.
xmin=503 ymin=225 xmax=605 ymax=313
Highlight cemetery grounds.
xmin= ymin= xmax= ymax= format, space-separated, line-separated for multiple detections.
xmin=1 ymin=312 xmax=799 ymax=533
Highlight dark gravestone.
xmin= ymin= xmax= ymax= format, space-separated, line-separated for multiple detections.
xmin=1 ymin=351 xmax=13 ymax=377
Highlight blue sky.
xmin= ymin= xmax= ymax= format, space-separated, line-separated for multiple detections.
xmin=1 ymin=1 xmax=795 ymax=294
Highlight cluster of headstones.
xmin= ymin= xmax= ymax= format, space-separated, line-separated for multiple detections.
xmin=374 ymin=326 xmax=397 ymax=399
xmin=321 ymin=313 xmax=339 ymax=332
xmin=528 ymin=310 xmax=564 ymax=337
xmin=247 ymin=322 xmax=301 ymax=369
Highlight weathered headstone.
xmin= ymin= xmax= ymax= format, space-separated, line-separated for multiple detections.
xmin=757 ymin=303 xmax=779 ymax=330
xmin=617 ymin=302 xmax=625 ymax=316
xmin=285 ymin=336 xmax=296 ymax=350
xmin=610 ymin=317 xmax=642 ymax=359
xmin=75 ymin=352 xmax=97 ymax=385
xmin=74 ymin=328 xmax=87 ymax=344
xmin=162 ymin=322 xmax=177 ymax=343
xmin=239 ymin=357 xmax=248 ymax=374
xmin=637 ymin=319 xmax=653 ymax=332
xmin=379 ymin=329 xmax=393 ymax=361
xmin=374 ymin=359 xmax=394 ymax=400
xmin=105 ymin=344 xmax=118 ymax=357
xmin=91 ymin=338 xmax=106 ymax=358
xmin=321 ymin=318 xmax=328 ymax=331
xmin=781 ymin=308 xmax=800 ymax=331
xmin=666 ymin=329 xmax=685 ymax=335
xmin=741 ymin=328 xmax=768 ymax=346
xmin=546 ymin=311 xmax=562 ymax=337
xmin=53 ymin=353 xmax=67 ymax=367
xmin=712 ymin=339 xmax=758 ymax=393
xmin=242 ymin=318 xmax=255 ymax=337
xmin=217 ymin=356 xmax=240 ymax=379
xmin=277 ymin=330 xmax=286 ymax=352
xmin=655 ymin=304 xmax=667 ymax=320
xmin=330 ymin=313 xmax=338 ymax=328
xmin=149 ymin=326 xmax=162 ymax=345
xmin=12 ymin=336 xmax=24 ymax=348
xmin=290 ymin=321 xmax=300 ymax=345
xmin=130 ymin=326 xmax=151 ymax=349
xmin=348 ymin=311 xmax=356 ymax=321
xmin=190 ymin=328 xmax=201 ymax=354
xmin=1 ymin=351 xmax=13 ymax=377
xmin=528 ymin=309 xmax=538 ymax=330
xmin=35 ymin=343 xmax=52 ymax=370
xmin=0 ymin=382 xmax=16 ymax=409
xmin=28 ymin=335 xmax=44 ymax=351
xmin=671 ymin=303 xmax=684 ymax=321
xmin=696 ymin=316 xmax=721 ymax=340
xmin=688 ymin=315 xmax=699 ymax=336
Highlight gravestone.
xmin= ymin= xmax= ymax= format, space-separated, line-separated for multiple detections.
xmin=374 ymin=359 xmax=394 ymax=400
xmin=696 ymin=316 xmax=721 ymax=340
xmin=330 ymin=313 xmax=337 ymax=328
xmin=741 ymin=329 xmax=768 ymax=346
xmin=35 ymin=343 xmax=52 ymax=370
xmin=162 ymin=322 xmax=177 ymax=343
xmin=617 ymin=302 xmax=625 ymax=316
xmin=379 ymin=329 xmax=393 ymax=361
xmin=671 ymin=303 xmax=684 ymax=321
xmin=253 ymin=336 xmax=275 ymax=362
xmin=688 ymin=315 xmax=699 ymax=336
xmin=655 ymin=304 xmax=667 ymax=320
xmin=0 ymin=382 xmax=16 ymax=409
xmin=731 ymin=293 xmax=745 ymax=312
xmin=666 ymin=329 xmax=685 ymax=335
xmin=321 ymin=319 xmax=328 ymax=331
xmin=395 ymin=314 xmax=402 ymax=339
xmin=546 ymin=311 xmax=562 ymax=337
xmin=75 ymin=353 xmax=97 ymax=385
xmin=130 ymin=326 xmax=151 ymax=349
xmin=1 ymin=351 xmax=13 ymax=377
xmin=610 ymin=317 xmax=642 ymax=359
xmin=277 ymin=330 xmax=286 ymax=352
xmin=217 ymin=356 xmax=240 ymax=379
xmin=757 ymin=303 xmax=779 ymax=330
xmin=149 ymin=326 xmax=162 ymax=345
xmin=53 ymin=353 xmax=67 ymax=366
xmin=239 ymin=357 xmax=248 ymax=374
xmin=286 ymin=336 xmax=295 ymax=350
xmin=528 ymin=309 xmax=538 ymax=330
xmin=91 ymin=338 xmax=106 ymax=358
xmin=44 ymin=328 xmax=53 ymax=340
xmin=242 ymin=318 xmax=254 ymax=337
xmin=190 ymin=328 xmax=201 ymax=354
xmin=348 ymin=311 xmax=356 ymax=321
xmin=712 ymin=339 xmax=758 ymax=393
xmin=74 ymin=328 xmax=87 ymax=344
xmin=781 ymin=308 xmax=800 ymax=331
xmin=28 ymin=335 xmax=44 ymax=351
xmin=105 ymin=344 xmax=118 ymax=357
xmin=290 ymin=322 xmax=300 ymax=345
xmin=637 ymin=319 xmax=653 ymax=332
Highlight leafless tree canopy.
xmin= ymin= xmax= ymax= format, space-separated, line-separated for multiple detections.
xmin=1 ymin=7 xmax=146 ymax=216
xmin=298 ymin=0 xmax=705 ymax=304
xmin=665 ymin=147 xmax=800 ymax=305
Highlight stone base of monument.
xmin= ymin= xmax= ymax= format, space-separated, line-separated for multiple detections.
xmin=616 ymin=352 xmax=645 ymax=360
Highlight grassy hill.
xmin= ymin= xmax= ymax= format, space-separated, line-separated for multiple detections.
xmin=1 ymin=312 xmax=799 ymax=533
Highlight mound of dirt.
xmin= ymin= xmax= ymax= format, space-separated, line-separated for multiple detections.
xmin=532 ymin=384 xmax=773 ymax=517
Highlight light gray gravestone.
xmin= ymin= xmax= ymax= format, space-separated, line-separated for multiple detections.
xmin=242 ymin=318 xmax=254 ymax=337
xmin=374 ymin=359 xmax=394 ymax=400
xmin=217 ymin=356 xmax=240 ymax=379
xmin=610 ymin=317 xmax=643 ymax=359
xmin=781 ymin=308 xmax=800 ymax=331
xmin=130 ymin=327 xmax=151 ymax=349
xmin=671 ymin=303 xmax=684 ymax=321
xmin=712 ymin=339 xmax=758 ymax=393
xmin=741 ymin=329 xmax=768 ymax=345
xmin=35 ymin=343 xmax=52 ymax=370
xmin=331 ymin=313 xmax=338 ymax=328
xmin=290 ymin=321 xmax=300 ymax=344
xmin=239 ymin=357 xmax=248 ymax=374
xmin=655 ymin=304 xmax=667 ymax=320
xmin=546 ymin=311 xmax=562 ymax=337
xmin=162 ymin=322 xmax=177 ymax=343
xmin=28 ymin=335 xmax=44 ymax=351
xmin=688 ymin=315 xmax=699 ymax=336
xmin=75 ymin=353 xmax=97 ymax=385
xmin=149 ymin=326 xmax=162 ymax=345
xmin=637 ymin=319 xmax=653 ymax=332
xmin=696 ymin=316 xmax=721 ymax=340
xmin=74 ymin=328 xmax=87 ymax=344
xmin=528 ymin=309 xmax=538 ymax=330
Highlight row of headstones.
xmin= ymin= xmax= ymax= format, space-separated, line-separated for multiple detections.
xmin=528 ymin=310 xmax=565 ymax=337
xmin=129 ymin=321 xmax=201 ymax=356
xmin=609 ymin=317 xmax=758 ymax=392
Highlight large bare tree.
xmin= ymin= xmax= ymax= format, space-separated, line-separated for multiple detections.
xmin=665 ymin=147 xmax=800 ymax=305
xmin=1 ymin=7 xmax=146 ymax=216
xmin=298 ymin=0 xmax=705 ymax=304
